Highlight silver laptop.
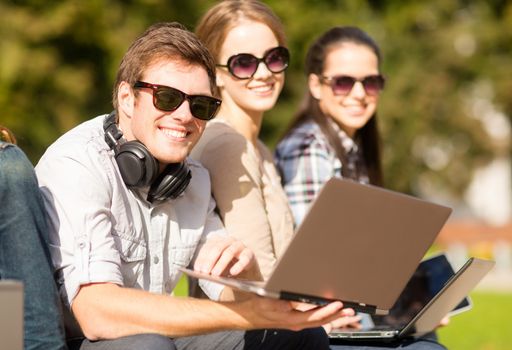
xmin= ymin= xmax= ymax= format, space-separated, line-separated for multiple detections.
xmin=0 ymin=280 xmax=23 ymax=350
xmin=329 ymin=257 xmax=494 ymax=340
xmin=181 ymin=178 xmax=452 ymax=315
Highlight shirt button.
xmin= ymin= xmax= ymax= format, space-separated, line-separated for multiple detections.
xmin=153 ymin=256 xmax=160 ymax=264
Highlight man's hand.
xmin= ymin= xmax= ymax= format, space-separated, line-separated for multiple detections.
xmin=194 ymin=236 xmax=256 ymax=277
xmin=293 ymin=303 xmax=362 ymax=333
xmin=231 ymin=296 xmax=349 ymax=332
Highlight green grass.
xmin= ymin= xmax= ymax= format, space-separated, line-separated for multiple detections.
xmin=438 ymin=291 xmax=511 ymax=350
xmin=173 ymin=275 xmax=189 ymax=296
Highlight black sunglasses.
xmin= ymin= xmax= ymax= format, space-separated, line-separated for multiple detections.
xmin=217 ymin=46 xmax=290 ymax=80
xmin=133 ymin=81 xmax=221 ymax=121
xmin=320 ymin=75 xmax=385 ymax=96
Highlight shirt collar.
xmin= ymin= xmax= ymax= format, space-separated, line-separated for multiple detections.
xmin=328 ymin=119 xmax=360 ymax=155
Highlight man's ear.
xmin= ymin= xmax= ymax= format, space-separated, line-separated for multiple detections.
xmin=117 ymin=81 xmax=135 ymax=118
xmin=308 ymin=73 xmax=322 ymax=100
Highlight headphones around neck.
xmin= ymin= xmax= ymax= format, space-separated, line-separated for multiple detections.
xmin=103 ymin=111 xmax=191 ymax=203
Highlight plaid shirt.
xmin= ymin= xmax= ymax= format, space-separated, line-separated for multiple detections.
xmin=275 ymin=119 xmax=369 ymax=225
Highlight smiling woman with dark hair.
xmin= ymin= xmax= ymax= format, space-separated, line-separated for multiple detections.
xmin=275 ymin=26 xmax=450 ymax=349
xmin=275 ymin=26 xmax=385 ymax=226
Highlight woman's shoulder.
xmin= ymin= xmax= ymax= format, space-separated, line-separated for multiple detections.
xmin=205 ymin=121 xmax=246 ymax=144
xmin=256 ymin=139 xmax=275 ymax=163
xmin=191 ymin=121 xmax=247 ymax=158
xmin=275 ymin=120 xmax=329 ymax=156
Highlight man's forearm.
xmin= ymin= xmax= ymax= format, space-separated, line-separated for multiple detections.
xmin=71 ymin=282 xmax=260 ymax=340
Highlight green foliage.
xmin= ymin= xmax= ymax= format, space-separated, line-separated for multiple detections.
xmin=0 ymin=0 xmax=216 ymax=161
xmin=264 ymin=0 xmax=511 ymax=199
xmin=1 ymin=0 xmax=510 ymax=199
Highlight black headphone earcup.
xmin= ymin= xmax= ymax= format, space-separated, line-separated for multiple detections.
xmin=148 ymin=162 xmax=192 ymax=202
xmin=103 ymin=112 xmax=191 ymax=201
xmin=115 ymin=141 xmax=159 ymax=188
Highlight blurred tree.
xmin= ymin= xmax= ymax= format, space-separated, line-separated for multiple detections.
xmin=263 ymin=0 xmax=511 ymax=201
xmin=0 ymin=0 xmax=214 ymax=161
xmin=0 ymin=0 xmax=510 ymax=202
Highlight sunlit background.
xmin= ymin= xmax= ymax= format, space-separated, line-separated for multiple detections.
xmin=1 ymin=1 xmax=510 ymax=348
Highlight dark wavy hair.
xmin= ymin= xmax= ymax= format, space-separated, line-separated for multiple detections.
xmin=281 ymin=26 xmax=383 ymax=186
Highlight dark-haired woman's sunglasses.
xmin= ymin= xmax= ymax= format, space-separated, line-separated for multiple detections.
xmin=217 ymin=46 xmax=290 ymax=80
xmin=320 ymin=75 xmax=385 ymax=96
xmin=133 ymin=81 xmax=221 ymax=121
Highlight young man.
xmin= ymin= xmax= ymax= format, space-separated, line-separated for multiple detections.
xmin=35 ymin=22 xmax=346 ymax=350
xmin=0 ymin=127 xmax=68 ymax=350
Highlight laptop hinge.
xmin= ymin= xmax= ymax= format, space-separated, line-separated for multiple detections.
xmin=279 ymin=291 xmax=378 ymax=314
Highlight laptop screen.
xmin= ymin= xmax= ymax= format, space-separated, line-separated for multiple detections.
xmin=371 ymin=254 xmax=470 ymax=328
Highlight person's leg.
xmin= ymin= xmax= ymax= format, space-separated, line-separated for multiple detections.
xmin=245 ymin=327 xmax=331 ymax=350
xmin=330 ymin=335 xmax=448 ymax=350
xmin=175 ymin=327 xmax=330 ymax=350
xmin=74 ymin=334 xmax=176 ymax=350
xmin=394 ymin=336 xmax=448 ymax=350
xmin=0 ymin=144 xmax=67 ymax=350
xmin=175 ymin=330 xmax=245 ymax=349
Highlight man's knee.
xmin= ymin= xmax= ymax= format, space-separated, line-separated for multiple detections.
xmin=245 ymin=327 xmax=329 ymax=350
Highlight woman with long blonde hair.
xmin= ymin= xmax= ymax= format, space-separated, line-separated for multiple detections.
xmin=192 ymin=0 xmax=294 ymax=280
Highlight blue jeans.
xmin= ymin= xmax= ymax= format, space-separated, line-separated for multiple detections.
xmin=0 ymin=143 xmax=67 ymax=350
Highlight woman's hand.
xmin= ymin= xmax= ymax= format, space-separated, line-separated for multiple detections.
xmin=194 ymin=236 xmax=256 ymax=277
xmin=322 ymin=308 xmax=362 ymax=333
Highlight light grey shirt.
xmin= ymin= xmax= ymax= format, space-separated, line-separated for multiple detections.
xmin=35 ymin=115 xmax=225 ymax=308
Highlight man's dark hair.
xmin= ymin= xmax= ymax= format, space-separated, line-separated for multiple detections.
xmin=113 ymin=22 xmax=218 ymax=109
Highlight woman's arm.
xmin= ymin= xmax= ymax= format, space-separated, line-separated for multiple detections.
xmin=194 ymin=131 xmax=278 ymax=279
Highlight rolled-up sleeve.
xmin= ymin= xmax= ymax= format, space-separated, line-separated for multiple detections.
xmin=36 ymin=141 xmax=123 ymax=306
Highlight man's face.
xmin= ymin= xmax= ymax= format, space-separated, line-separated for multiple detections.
xmin=118 ymin=60 xmax=211 ymax=166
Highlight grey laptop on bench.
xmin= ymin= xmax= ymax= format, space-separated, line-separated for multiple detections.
xmin=0 ymin=280 xmax=23 ymax=350
xmin=181 ymin=178 xmax=452 ymax=315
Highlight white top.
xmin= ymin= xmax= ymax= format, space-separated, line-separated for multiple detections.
xmin=36 ymin=115 xmax=225 ymax=308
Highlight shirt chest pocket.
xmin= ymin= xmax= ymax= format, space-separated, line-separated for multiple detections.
xmin=169 ymin=243 xmax=197 ymax=269
xmin=112 ymin=230 xmax=147 ymax=287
